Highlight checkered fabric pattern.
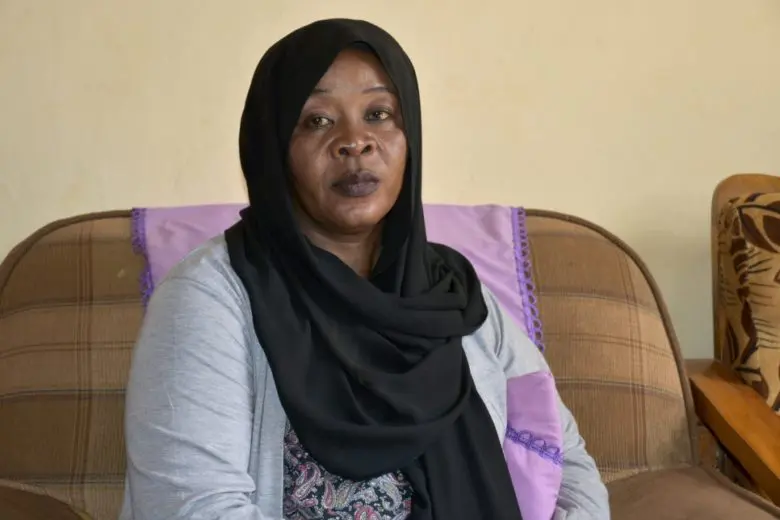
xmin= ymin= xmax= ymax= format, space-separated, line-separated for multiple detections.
xmin=0 ymin=209 xmax=702 ymax=519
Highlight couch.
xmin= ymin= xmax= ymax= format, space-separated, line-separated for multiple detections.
xmin=1 ymin=208 xmax=778 ymax=519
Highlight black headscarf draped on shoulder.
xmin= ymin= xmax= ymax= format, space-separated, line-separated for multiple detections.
xmin=225 ymin=18 xmax=522 ymax=520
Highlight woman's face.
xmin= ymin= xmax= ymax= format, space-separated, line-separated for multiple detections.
xmin=288 ymin=48 xmax=407 ymax=238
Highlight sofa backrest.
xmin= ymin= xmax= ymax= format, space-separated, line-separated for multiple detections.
xmin=526 ymin=211 xmax=695 ymax=482
xmin=0 ymin=212 xmax=142 ymax=520
xmin=0 ymin=209 xmax=697 ymax=519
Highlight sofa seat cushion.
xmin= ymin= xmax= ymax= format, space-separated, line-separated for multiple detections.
xmin=0 ymin=482 xmax=91 ymax=519
xmin=607 ymin=466 xmax=780 ymax=519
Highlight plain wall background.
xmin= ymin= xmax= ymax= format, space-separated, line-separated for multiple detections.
xmin=2 ymin=0 xmax=780 ymax=358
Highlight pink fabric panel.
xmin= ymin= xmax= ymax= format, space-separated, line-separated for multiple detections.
xmin=504 ymin=371 xmax=563 ymax=520
xmin=132 ymin=203 xmax=542 ymax=348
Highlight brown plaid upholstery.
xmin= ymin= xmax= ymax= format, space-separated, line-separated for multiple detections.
xmin=1 ymin=209 xmax=778 ymax=519
xmin=525 ymin=211 xmax=697 ymax=482
xmin=0 ymin=212 xmax=142 ymax=520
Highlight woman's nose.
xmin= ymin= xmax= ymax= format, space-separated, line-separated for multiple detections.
xmin=333 ymin=124 xmax=376 ymax=157
xmin=337 ymin=140 xmax=374 ymax=157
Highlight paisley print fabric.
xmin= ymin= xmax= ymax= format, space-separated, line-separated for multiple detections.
xmin=283 ymin=423 xmax=413 ymax=519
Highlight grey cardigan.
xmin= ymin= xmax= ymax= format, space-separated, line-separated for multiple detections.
xmin=119 ymin=237 xmax=609 ymax=520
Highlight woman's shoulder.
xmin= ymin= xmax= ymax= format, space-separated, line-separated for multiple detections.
xmin=135 ymin=235 xmax=260 ymax=377
xmin=154 ymin=235 xmax=248 ymax=304
xmin=162 ymin=234 xmax=235 ymax=282
xmin=146 ymin=235 xmax=252 ymax=328
xmin=465 ymin=285 xmax=549 ymax=379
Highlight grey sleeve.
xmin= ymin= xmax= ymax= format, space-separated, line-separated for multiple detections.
xmin=123 ymin=275 xmax=266 ymax=520
xmin=485 ymin=289 xmax=611 ymax=520
xmin=552 ymin=404 xmax=611 ymax=520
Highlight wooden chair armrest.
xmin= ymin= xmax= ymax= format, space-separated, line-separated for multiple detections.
xmin=687 ymin=360 xmax=780 ymax=504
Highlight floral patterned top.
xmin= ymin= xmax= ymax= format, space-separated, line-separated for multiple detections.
xmin=283 ymin=423 xmax=413 ymax=520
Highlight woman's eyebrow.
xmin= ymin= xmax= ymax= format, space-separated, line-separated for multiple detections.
xmin=363 ymin=85 xmax=395 ymax=94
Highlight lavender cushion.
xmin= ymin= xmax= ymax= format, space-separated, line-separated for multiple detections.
xmin=131 ymin=204 xmax=543 ymax=350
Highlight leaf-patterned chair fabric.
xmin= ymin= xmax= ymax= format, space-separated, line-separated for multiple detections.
xmin=716 ymin=193 xmax=780 ymax=413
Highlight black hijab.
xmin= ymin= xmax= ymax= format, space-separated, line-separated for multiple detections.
xmin=225 ymin=18 xmax=522 ymax=520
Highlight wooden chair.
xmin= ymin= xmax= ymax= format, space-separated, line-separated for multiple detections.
xmin=688 ymin=173 xmax=780 ymax=505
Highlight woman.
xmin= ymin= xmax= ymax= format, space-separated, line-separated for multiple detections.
xmin=120 ymin=18 xmax=609 ymax=520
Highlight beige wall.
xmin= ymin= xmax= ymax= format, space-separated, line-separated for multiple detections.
xmin=2 ymin=0 xmax=780 ymax=358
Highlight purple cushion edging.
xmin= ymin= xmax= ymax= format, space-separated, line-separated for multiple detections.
xmin=129 ymin=206 xmax=545 ymax=351
xmin=131 ymin=207 xmax=154 ymax=307
xmin=511 ymin=207 xmax=545 ymax=351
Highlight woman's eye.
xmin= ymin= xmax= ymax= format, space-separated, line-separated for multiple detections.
xmin=308 ymin=116 xmax=332 ymax=128
xmin=367 ymin=110 xmax=391 ymax=121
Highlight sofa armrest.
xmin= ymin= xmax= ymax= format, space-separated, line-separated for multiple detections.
xmin=687 ymin=360 xmax=780 ymax=505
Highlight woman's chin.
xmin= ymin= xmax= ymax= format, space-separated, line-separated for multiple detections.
xmin=330 ymin=204 xmax=389 ymax=235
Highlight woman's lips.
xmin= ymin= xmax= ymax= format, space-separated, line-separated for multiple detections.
xmin=332 ymin=171 xmax=380 ymax=197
